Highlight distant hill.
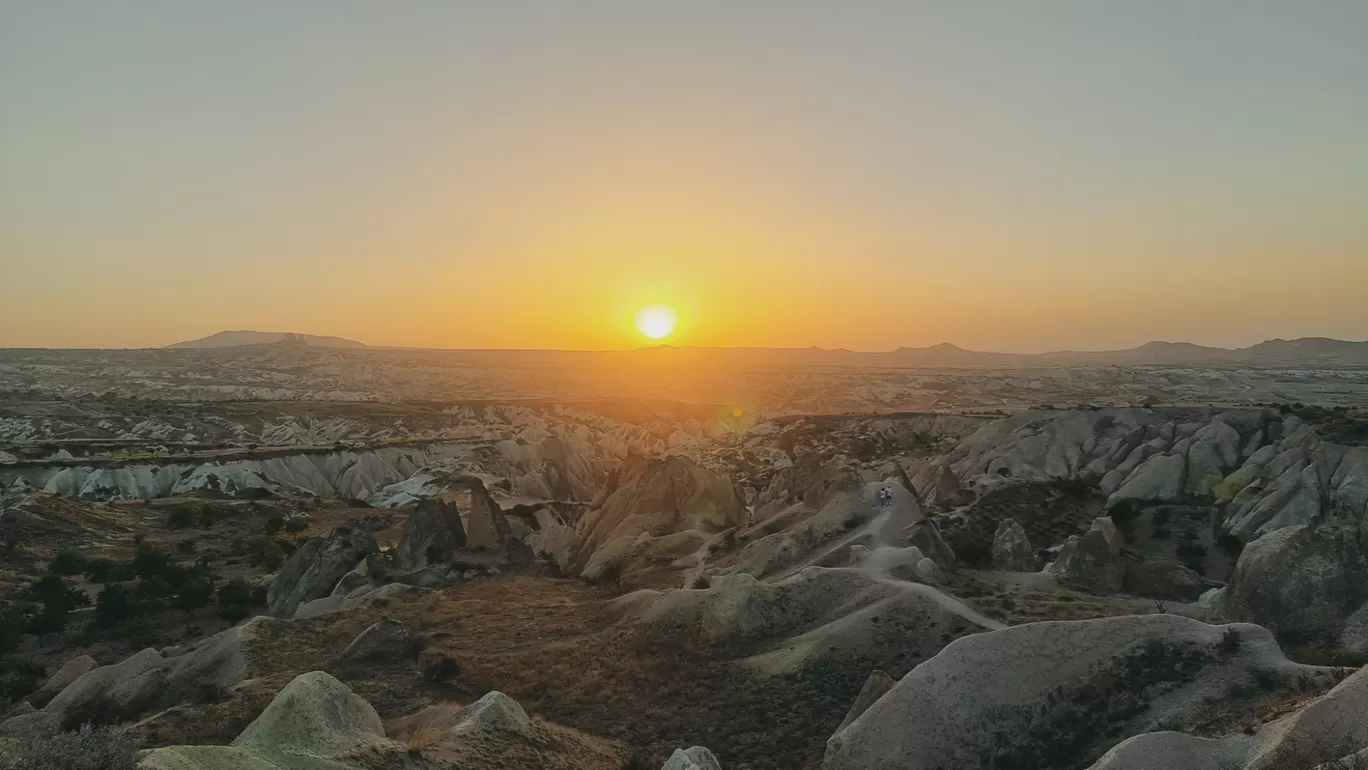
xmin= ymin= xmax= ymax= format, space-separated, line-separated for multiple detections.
xmin=603 ymin=337 xmax=1368 ymax=368
xmin=166 ymin=331 xmax=367 ymax=349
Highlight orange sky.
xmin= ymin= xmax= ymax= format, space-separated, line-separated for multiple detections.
xmin=2 ymin=3 xmax=1366 ymax=351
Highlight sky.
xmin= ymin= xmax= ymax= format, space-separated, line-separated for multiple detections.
xmin=2 ymin=1 xmax=1366 ymax=352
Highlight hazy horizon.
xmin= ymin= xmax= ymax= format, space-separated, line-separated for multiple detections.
xmin=4 ymin=1 xmax=1367 ymax=351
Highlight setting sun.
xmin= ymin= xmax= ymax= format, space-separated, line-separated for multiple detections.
xmin=635 ymin=304 xmax=678 ymax=341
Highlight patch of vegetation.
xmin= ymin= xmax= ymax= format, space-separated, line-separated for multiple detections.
xmin=216 ymin=579 xmax=255 ymax=622
xmin=1176 ymin=527 xmax=1209 ymax=572
xmin=421 ymin=651 xmax=460 ymax=684
xmin=0 ymin=724 xmax=138 ymax=770
xmin=0 ymin=658 xmax=45 ymax=701
xmin=975 ymin=639 xmax=1217 ymax=770
xmin=48 ymin=550 xmax=88 ymax=576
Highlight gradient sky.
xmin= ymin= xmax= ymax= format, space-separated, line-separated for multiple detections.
xmin=3 ymin=1 xmax=1366 ymax=351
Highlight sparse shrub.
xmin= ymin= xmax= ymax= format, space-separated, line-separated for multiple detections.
xmin=1177 ymin=531 xmax=1208 ymax=572
xmin=0 ymin=602 xmax=35 ymax=655
xmin=26 ymin=574 xmax=89 ymax=634
xmin=1153 ymin=526 xmax=1171 ymax=540
xmin=197 ymin=508 xmax=216 ymax=529
xmin=1216 ymin=533 xmax=1244 ymax=559
xmin=1152 ymin=508 xmax=1172 ymax=527
xmin=131 ymin=545 xmax=172 ymax=579
xmin=93 ymin=584 xmax=133 ymax=629
xmin=165 ymin=505 xmax=198 ymax=529
xmin=82 ymin=558 xmax=133 ymax=584
xmin=216 ymin=579 xmax=254 ymax=623
xmin=195 ymin=682 xmax=227 ymax=704
xmin=1218 ymin=627 xmax=1241 ymax=654
xmin=171 ymin=575 xmax=214 ymax=614
xmin=619 ymin=753 xmax=655 ymax=770
xmin=1152 ymin=599 xmax=1168 ymax=614
xmin=592 ymin=561 xmax=626 ymax=593
xmin=115 ymin=615 xmax=160 ymax=647
xmin=0 ymin=658 xmax=45 ymax=701
xmin=1110 ymin=500 xmax=1138 ymax=534
xmin=0 ymin=724 xmax=138 ymax=770
xmin=248 ymin=539 xmax=285 ymax=571
xmin=421 ymin=651 xmax=460 ymax=684
xmin=274 ymin=538 xmax=297 ymax=558
xmin=48 ymin=550 xmax=88 ymax=576
xmin=283 ymin=518 xmax=308 ymax=534
xmin=59 ymin=691 xmax=124 ymax=731
xmin=176 ymin=539 xmax=198 ymax=555
xmin=263 ymin=515 xmax=284 ymax=535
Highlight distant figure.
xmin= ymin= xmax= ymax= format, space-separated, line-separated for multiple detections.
xmin=878 ymin=487 xmax=892 ymax=508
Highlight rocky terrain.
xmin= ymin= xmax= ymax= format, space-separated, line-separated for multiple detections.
xmin=2 ymin=345 xmax=1368 ymax=768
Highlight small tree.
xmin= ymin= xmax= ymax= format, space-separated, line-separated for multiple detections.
xmin=216 ymin=579 xmax=254 ymax=623
xmin=171 ymin=576 xmax=214 ymax=615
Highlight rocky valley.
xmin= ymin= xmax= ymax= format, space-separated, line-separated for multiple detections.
xmin=2 ymin=342 xmax=1368 ymax=769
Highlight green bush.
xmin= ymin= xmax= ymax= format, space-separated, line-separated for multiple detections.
xmin=93 ymin=584 xmax=133 ymax=629
xmin=165 ymin=505 xmax=198 ymax=529
xmin=0 ymin=602 xmax=36 ymax=655
xmin=248 ymin=539 xmax=285 ymax=571
xmin=216 ymin=579 xmax=254 ymax=623
xmin=263 ymin=515 xmax=284 ymax=535
xmin=131 ymin=545 xmax=172 ymax=579
xmin=176 ymin=539 xmax=198 ymax=556
xmin=82 ymin=559 xmax=122 ymax=584
xmin=28 ymin=575 xmax=89 ymax=611
xmin=283 ymin=518 xmax=309 ymax=534
xmin=48 ymin=551 xmax=88 ymax=577
xmin=0 ymin=658 xmax=46 ymax=701
xmin=171 ymin=576 xmax=215 ymax=614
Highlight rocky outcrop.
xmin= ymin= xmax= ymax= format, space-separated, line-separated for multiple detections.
xmin=824 ymin=615 xmax=1314 ymax=770
xmin=635 ymin=567 xmax=1002 ymax=675
xmin=394 ymin=497 xmax=466 ymax=570
xmin=527 ymin=523 xmax=579 ymax=574
xmin=2 ymin=619 xmax=268 ymax=738
xmin=26 ymin=655 xmax=96 ymax=709
xmin=1216 ymin=524 xmax=1368 ymax=648
xmin=268 ymin=525 xmax=379 ymax=617
xmin=337 ymin=617 xmax=417 ymax=671
xmin=906 ymin=519 xmax=956 ymax=572
xmin=465 ymin=480 xmax=513 ymax=551
xmin=1122 ymin=557 xmax=1204 ymax=601
xmin=1049 ymin=517 xmax=1124 ymax=593
xmin=295 ymin=583 xmax=432 ymax=620
xmin=1087 ymin=666 xmax=1368 ymax=770
xmin=836 ymin=670 xmax=896 ymax=731
xmin=450 ymin=691 xmax=535 ymax=739
xmin=141 ymin=671 xmax=391 ymax=769
xmin=331 ymin=552 xmax=386 ymax=597
xmin=662 ymin=746 xmax=723 ymax=770
xmin=991 ymin=518 xmax=1037 ymax=571
xmin=576 ymin=456 xmax=747 ymax=575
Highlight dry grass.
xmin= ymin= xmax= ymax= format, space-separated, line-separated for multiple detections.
xmin=178 ymin=572 xmax=978 ymax=770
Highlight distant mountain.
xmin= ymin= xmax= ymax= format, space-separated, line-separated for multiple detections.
xmin=607 ymin=337 xmax=1368 ymax=368
xmin=166 ymin=331 xmax=367 ymax=349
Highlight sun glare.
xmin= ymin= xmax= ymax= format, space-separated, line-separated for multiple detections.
xmin=635 ymin=304 xmax=678 ymax=341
